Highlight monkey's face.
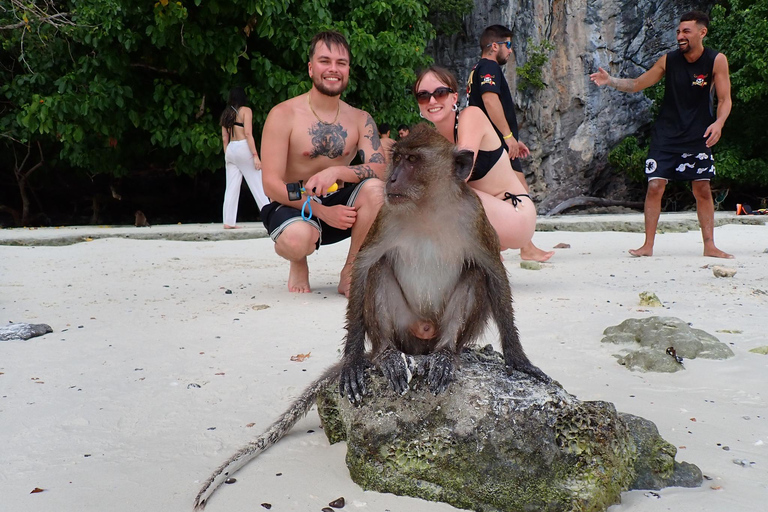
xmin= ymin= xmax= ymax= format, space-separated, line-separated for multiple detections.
xmin=385 ymin=124 xmax=474 ymax=207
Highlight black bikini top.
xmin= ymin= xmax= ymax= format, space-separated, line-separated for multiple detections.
xmin=231 ymin=106 xmax=244 ymax=128
xmin=454 ymin=111 xmax=505 ymax=182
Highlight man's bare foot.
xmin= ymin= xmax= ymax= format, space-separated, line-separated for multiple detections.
xmin=338 ymin=262 xmax=353 ymax=297
xmin=520 ymin=245 xmax=555 ymax=262
xmin=628 ymin=246 xmax=653 ymax=257
xmin=223 ymin=225 xmax=243 ymax=229
xmin=704 ymin=247 xmax=734 ymax=259
xmin=288 ymin=260 xmax=311 ymax=293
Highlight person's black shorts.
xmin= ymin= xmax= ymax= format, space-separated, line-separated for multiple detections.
xmin=645 ymin=148 xmax=715 ymax=181
xmin=261 ymin=179 xmax=372 ymax=248
xmin=511 ymin=156 xmax=523 ymax=173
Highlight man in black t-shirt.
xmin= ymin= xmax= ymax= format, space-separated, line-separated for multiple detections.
xmin=590 ymin=11 xmax=733 ymax=259
xmin=467 ymin=24 xmax=554 ymax=262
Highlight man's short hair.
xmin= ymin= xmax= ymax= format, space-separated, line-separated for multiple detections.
xmin=480 ymin=25 xmax=514 ymax=52
xmin=680 ymin=10 xmax=709 ymax=28
xmin=309 ymin=31 xmax=352 ymax=62
xmin=397 ymin=124 xmax=409 ymax=132
xmin=378 ymin=122 xmax=390 ymax=135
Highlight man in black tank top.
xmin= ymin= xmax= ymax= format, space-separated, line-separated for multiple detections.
xmin=590 ymin=11 xmax=733 ymax=259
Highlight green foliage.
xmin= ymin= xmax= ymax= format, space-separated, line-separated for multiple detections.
xmin=707 ymin=0 xmax=768 ymax=186
xmin=516 ymin=39 xmax=555 ymax=91
xmin=425 ymin=0 xmax=474 ymax=37
xmin=608 ymin=136 xmax=648 ymax=183
xmin=0 ymin=0 xmax=433 ymax=220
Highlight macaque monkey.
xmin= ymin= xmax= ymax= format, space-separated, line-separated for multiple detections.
xmin=193 ymin=123 xmax=549 ymax=510
xmin=339 ymin=123 xmax=548 ymax=403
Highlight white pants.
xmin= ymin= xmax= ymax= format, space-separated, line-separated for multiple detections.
xmin=223 ymin=139 xmax=269 ymax=226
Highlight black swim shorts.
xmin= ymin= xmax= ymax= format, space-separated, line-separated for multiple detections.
xmin=261 ymin=179 xmax=372 ymax=248
xmin=644 ymin=149 xmax=715 ymax=181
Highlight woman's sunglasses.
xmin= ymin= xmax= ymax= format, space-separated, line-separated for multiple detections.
xmin=415 ymin=87 xmax=455 ymax=105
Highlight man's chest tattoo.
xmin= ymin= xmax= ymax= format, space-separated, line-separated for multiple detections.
xmin=308 ymin=123 xmax=348 ymax=159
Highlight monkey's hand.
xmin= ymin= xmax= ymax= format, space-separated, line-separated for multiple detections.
xmin=340 ymin=358 xmax=371 ymax=406
xmin=378 ymin=348 xmax=413 ymax=396
xmin=506 ymin=361 xmax=551 ymax=385
xmin=425 ymin=350 xmax=456 ymax=395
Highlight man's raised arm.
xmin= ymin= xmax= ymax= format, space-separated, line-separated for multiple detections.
xmin=589 ymin=56 xmax=667 ymax=93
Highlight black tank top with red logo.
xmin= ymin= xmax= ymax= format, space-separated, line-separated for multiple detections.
xmin=651 ymin=47 xmax=718 ymax=153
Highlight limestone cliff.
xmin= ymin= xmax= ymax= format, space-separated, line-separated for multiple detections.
xmin=429 ymin=0 xmax=715 ymax=212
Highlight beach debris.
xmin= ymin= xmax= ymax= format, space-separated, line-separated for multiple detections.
xmin=252 ymin=304 xmax=270 ymax=311
xmin=553 ymin=243 xmax=571 ymax=249
xmin=290 ymin=352 xmax=311 ymax=362
xmin=520 ymin=261 xmax=542 ymax=270
xmin=644 ymin=491 xmax=661 ymax=499
xmin=134 ymin=210 xmax=150 ymax=227
xmin=187 ymin=383 xmax=201 ymax=389
xmin=246 ymin=423 xmax=256 ymax=427
xmin=602 ymin=317 xmax=734 ymax=372
xmin=749 ymin=346 xmax=768 ymax=355
xmin=639 ymin=292 xmax=662 ymax=307
xmin=328 ymin=496 xmax=345 ymax=508
xmin=261 ymin=504 xmax=272 ymax=510
xmin=322 ymin=508 xmax=334 ymax=512
xmin=716 ymin=329 xmax=743 ymax=334
xmin=215 ymin=372 xmax=225 ymax=376
xmin=30 ymin=488 xmax=45 ymax=494
xmin=665 ymin=347 xmax=684 ymax=365
xmin=224 ymin=477 xmax=236 ymax=484
xmin=225 ymin=289 xmax=233 ymax=294
xmin=732 ymin=459 xmax=755 ymax=467
xmin=710 ymin=485 xmax=723 ymax=490
xmin=0 ymin=322 xmax=53 ymax=342
xmin=711 ymin=266 xmax=736 ymax=278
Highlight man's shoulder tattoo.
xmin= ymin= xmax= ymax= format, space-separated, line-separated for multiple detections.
xmin=308 ymin=122 xmax=348 ymax=159
xmin=364 ymin=114 xmax=381 ymax=151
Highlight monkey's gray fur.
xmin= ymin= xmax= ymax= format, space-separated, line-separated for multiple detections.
xmin=193 ymin=124 xmax=549 ymax=509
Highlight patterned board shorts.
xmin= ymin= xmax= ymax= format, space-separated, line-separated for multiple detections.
xmin=645 ymin=149 xmax=715 ymax=181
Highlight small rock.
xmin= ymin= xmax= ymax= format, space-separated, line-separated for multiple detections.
xmin=0 ymin=323 xmax=53 ymax=342
xmin=225 ymin=289 xmax=233 ymax=294
xmin=553 ymin=243 xmax=570 ymax=249
xmin=187 ymin=383 xmax=201 ymax=389
xmin=224 ymin=477 xmax=237 ymax=484
xmin=712 ymin=266 xmax=736 ymax=278
xmin=520 ymin=261 xmax=541 ymax=270
xmin=748 ymin=346 xmax=768 ymax=355
xmin=639 ymin=292 xmax=662 ymax=307
xmin=732 ymin=459 xmax=754 ymax=467
xmin=261 ymin=504 xmax=272 ymax=510
xmin=328 ymin=496 xmax=345 ymax=508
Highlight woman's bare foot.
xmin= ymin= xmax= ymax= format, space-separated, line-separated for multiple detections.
xmin=338 ymin=262 xmax=353 ymax=297
xmin=520 ymin=242 xmax=554 ymax=262
xmin=628 ymin=246 xmax=653 ymax=257
xmin=288 ymin=260 xmax=311 ymax=293
xmin=223 ymin=225 xmax=243 ymax=229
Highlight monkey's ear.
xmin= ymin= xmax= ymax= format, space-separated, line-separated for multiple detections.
xmin=454 ymin=149 xmax=474 ymax=181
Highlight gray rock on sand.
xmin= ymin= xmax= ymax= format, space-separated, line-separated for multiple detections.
xmin=0 ymin=322 xmax=53 ymax=342
xmin=601 ymin=316 xmax=734 ymax=372
xmin=317 ymin=346 xmax=701 ymax=512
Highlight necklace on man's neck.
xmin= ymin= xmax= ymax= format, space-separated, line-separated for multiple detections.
xmin=308 ymin=93 xmax=340 ymax=125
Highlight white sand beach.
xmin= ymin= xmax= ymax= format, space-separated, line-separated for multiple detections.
xmin=1 ymin=216 xmax=766 ymax=512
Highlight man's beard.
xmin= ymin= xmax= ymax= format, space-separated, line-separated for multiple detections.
xmin=678 ymin=39 xmax=690 ymax=53
xmin=313 ymin=74 xmax=348 ymax=97
xmin=496 ymin=53 xmax=509 ymax=65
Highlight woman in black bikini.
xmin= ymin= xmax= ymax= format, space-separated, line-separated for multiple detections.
xmin=220 ymin=87 xmax=269 ymax=229
xmin=413 ymin=66 xmax=537 ymax=251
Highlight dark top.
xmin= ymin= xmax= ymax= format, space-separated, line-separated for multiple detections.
xmin=651 ymin=48 xmax=718 ymax=153
xmin=466 ymin=58 xmax=522 ymax=172
xmin=233 ymin=121 xmax=244 ymax=127
xmin=454 ymin=112 xmax=505 ymax=181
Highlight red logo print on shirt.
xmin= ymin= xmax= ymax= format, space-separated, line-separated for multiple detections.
xmin=691 ymin=74 xmax=709 ymax=87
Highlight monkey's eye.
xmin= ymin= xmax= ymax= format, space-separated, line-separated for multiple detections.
xmin=393 ymin=154 xmax=401 ymax=163
xmin=406 ymin=155 xmax=418 ymax=163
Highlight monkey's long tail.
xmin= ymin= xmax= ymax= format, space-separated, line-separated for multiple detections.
xmin=193 ymin=363 xmax=341 ymax=510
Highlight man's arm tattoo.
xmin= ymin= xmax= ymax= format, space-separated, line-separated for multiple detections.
xmin=369 ymin=152 xmax=385 ymax=164
xmin=609 ymin=76 xmax=636 ymax=93
xmin=364 ymin=114 xmax=381 ymax=151
xmin=350 ymin=165 xmax=378 ymax=180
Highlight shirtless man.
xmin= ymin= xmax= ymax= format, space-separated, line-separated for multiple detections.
xmin=260 ymin=31 xmax=387 ymax=295
xmin=590 ymin=11 xmax=733 ymax=259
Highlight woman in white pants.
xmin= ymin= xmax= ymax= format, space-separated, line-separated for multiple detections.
xmin=220 ymin=87 xmax=269 ymax=228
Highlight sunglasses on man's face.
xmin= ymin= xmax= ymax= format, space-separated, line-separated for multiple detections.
xmin=415 ymin=87 xmax=454 ymax=105
xmin=486 ymin=40 xmax=512 ymax=49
